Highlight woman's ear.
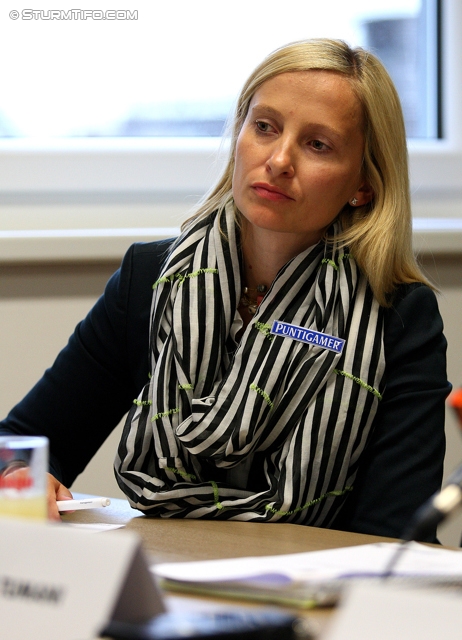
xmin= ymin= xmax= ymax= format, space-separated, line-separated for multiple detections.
xmin=350 ymin=182 xmax=374 ymax=207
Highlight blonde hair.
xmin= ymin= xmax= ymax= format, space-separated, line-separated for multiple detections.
xmin=183 ymin=38 xmax=429 ymax=306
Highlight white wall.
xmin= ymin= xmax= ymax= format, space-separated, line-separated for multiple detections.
xmin=0 ymin=260 xmax=126 ymax=500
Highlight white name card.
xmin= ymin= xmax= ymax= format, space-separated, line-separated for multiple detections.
xmin=324 ymin=582 xmax=462 ymax=640
xmin=0 ymin=517 xmax=165 ymax=640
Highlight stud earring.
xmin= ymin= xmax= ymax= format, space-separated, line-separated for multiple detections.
xmin=350 ymin=198 xmax=358 ymax=206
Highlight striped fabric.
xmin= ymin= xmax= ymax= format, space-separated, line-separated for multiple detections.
xmin=115 ymin=204 xmax=385 ymax=526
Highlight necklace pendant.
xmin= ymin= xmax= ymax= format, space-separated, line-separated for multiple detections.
xmin=240 ymin=283 xmax=267 ymax=316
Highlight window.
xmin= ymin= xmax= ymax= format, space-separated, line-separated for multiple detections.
xmin=0 ymin=0 xmax=460 ymax=249
xmin=0 ymin=1 xmax=438 ymax=140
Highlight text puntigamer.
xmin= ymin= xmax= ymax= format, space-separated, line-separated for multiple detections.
xmin=270 ymin=321 xmax=344 ymax=354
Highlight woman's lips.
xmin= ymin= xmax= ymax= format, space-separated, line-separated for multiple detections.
xmin=251 ymin=183 xmax=294 ymax=202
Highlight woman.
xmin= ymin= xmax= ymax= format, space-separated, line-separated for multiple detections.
xmin=0 ymin=39 xmax=450 ymax=540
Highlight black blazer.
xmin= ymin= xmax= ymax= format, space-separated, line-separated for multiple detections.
xmin=0 ymin=240 xmax=450 ymax=540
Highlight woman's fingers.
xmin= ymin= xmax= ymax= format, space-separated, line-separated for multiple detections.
xmin=47 ymin=472 xmax=73 ymax=521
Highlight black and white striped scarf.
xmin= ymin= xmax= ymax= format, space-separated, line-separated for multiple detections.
xmin=115 ymin=204 xmax=385 ymax=526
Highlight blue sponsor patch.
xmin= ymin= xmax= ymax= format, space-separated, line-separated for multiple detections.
xmin=270 ymin=320 xmax=345 ymax=354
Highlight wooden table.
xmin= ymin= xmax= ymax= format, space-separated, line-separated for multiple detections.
xmin=62 ymin=496 xmax=398 ymax=636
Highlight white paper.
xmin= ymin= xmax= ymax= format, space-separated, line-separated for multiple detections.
xmin=153 ymin=541 xmax=462 ymax=584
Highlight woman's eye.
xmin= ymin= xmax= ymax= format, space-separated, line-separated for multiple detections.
xmin=255 ymin=120 xmax=272 ymax=133
xmin=310 ymin=139 xmax=328 ymax=151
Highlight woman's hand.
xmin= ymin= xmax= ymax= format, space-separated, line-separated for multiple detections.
xmin=47 ymin=472 xmax=73 ymax=521
xmin=0 ymin=466 xmax=72 ymax=520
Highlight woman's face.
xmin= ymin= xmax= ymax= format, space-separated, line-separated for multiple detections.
xmin=232 ymin=70 xmax=372 ymax=246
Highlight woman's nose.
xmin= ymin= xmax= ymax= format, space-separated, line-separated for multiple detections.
xmin=266 ymin=140 xmax=295 ymax=177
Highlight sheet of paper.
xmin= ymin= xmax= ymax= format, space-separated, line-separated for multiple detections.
xmin=65 ymin=522 xmax=125 ymax=532
xmin=153 ymin=541 xmax=462 ymax=584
